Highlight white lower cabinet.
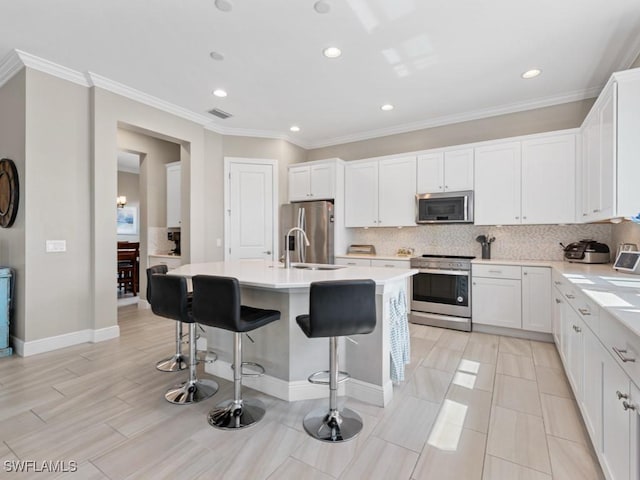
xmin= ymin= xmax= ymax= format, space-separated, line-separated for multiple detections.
xmin=553 ymin=274 xmax=640 ymax=480
xmin=602 ymin=351 xmax=633 ymax=480
xmin=583 ymin=325 xmax=603 ymax=450
xmin=472 ymin=276 xmax=522 ymax=329
xmin=521 ymin=267 xmax=551 ymax=332
xmin=472 ymin=264 xmax=551 ymax=333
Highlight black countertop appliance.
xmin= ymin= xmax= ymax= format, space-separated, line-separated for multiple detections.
xmin=562 ymin=239 xmax=610 ymax=264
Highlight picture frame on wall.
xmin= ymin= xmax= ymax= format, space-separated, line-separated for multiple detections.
xmin=117 ymin=206 xmax=138 ymax=235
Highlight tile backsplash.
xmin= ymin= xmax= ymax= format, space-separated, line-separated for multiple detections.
xmin=347 ymin=224 xmax=613 ymax=261
xmin=148 ymin=227 xmax=175 ymax=254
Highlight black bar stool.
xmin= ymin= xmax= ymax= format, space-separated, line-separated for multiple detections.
xmin=192 ymin=275 xmax=280 ymax=429
xmin=149 ymin=273 xmax=218 ymax=404
xmin=296 ymin=279 xmax=376 ymax=442
xmin=147 ymin=265 xmax=188 ymax=372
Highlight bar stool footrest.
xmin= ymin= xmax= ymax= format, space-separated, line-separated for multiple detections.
xmin=307 ymin=370 xmax=350 ymax=385
xmin=231 ymin=361 xmax=265 ymax=377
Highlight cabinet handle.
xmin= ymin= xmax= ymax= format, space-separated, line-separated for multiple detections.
xmin=347 ymin=262 xmax=357 ymax=266
xmin=582 ymin=213 xmax=587 ymax=217
xmin=617 ymin=390 xmax=629 ymax=400
xmin=578 ymin=308 xmax=591 ymax=316
xmin=554 ymin=281 xmax=562 ymax=285
xmin=488 ymin=270 xmax=502 ymax=274
xmin=523 ymin=216 xmax=527 ymax=220
xmin=439 ymin=186 xmax=443 ymax=190
xmin=572 ymin=325 xmax=582 ymax=333
xmin=523 ymin=272 xmax=528 ymax=276
xmin=384 ymin=265 xmax=395 ymax=268
xmin=613 ymin=346 xmax=636 ymax=363
xmin=555 ymin=298 xmax=562 ymax=304
xmin=565 ymin=293 xmax=575 ymax=299
xmin=623 ymin=401 xmax=636 ymax=411
xmin=472 ymin=282 xmax=476 ymax=285
xmin=263 ymin=251 xmax=272 ymax=255
xmin=515 ymin=216 xmax=520 ymax=220
xmin=593 ymin=209 xmax=600 ymax=213
xmin=444 ymin=185 xmax=449 ymax=189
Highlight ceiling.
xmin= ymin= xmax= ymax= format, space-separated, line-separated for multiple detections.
xmin=1 ymin=0 xmax=639 ymax=148
xmin=117 ymin=151 xmax=140 ymax=174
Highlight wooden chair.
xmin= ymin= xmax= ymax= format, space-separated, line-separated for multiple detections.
xmin=117 ymin=242 xmax=140 ymax=295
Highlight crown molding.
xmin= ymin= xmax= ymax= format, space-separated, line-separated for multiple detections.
xmin=87 ymin=72 xmax=220 ymax=127
xmin=208 ymin=125 xmax=311 ymax=149
xmin=0 ymin=48 xmax=611 ymax=152
xmin=15 ymin=49 xmax=90 ymax=87
xmin=0 ymin=50 xmax=25 ymax=89
xmin=307 ymin=86 xmax=603 ymax=149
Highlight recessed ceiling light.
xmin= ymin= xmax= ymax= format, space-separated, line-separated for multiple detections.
xmin=521 ymin=68 xmax=542 ymax=79
xmin=323 ymin=47 xmax=342 ymax=59
xmin=381 ymin=104 xmax=394 ymax=111
xmin=209 ymin=51 xmax=225 ymax=61
xmin=214 ymin=0 xmax=232 ymax=12
xmin=314 ymin=1 xmax=331 ymax=14
xmin=290 ymin=126 xmax=300 ymax=132
xmin=213 ymin=89 xmax=227 ymax=98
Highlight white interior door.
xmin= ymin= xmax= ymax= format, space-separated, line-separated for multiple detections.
xmin=226 ymin=159 xmax=276 ymax=260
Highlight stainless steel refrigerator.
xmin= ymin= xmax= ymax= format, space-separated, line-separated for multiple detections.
xmin=280 ymin=201 xmax=334 ymax=264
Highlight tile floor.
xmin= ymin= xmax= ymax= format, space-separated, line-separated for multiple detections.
xmin=0 ymin=307 xmax=604 ymax=479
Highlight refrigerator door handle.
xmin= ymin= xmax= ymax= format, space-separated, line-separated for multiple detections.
xmin=300 ymin=207 xmax=306 ymax=264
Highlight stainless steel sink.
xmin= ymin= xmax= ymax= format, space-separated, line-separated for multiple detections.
xmin=292 ymin=264 xmax=346 ymax=271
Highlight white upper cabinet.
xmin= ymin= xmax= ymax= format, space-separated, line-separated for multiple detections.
xmin=474 ymin=142 xmax=521 ymax=225
xmin=417 ymin=148 xmax=473 ymax=193
xmin=345 ymin=156 xmax=416 ymax=227
xmin=475 ymin=132 xmax=577 ymax=226
xmin=166 ymin=162 xmax=181 ymax=228
xmin=378 ymin=156 xmax=417 ymax=227
xmin=345 ymin=160 xmax=379 ymax=227
xmin=579 ymin=69 xmax=640 ymax=222
xmin=288 ymin=161 xmax=336 ymax=202
xmin=521 ymin=134 xmax=576 ymax=224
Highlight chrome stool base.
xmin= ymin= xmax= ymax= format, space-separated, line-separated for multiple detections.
xmin=165 ymin=378 xmax=218 ymax=405
xmin=302 ymin=407 xmax=363 ymax=442
xmin=208 ymin=398 xmax=265 ymax=429
xmin=156 ymin=354 xmax=189 ymax=372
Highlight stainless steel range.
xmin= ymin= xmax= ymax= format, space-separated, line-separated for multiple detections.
xmin=410 ymin=254 xmax=475 ymax=332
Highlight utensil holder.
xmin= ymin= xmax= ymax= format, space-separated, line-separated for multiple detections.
xmin=481 ymin=243 xmax=491 ymax=260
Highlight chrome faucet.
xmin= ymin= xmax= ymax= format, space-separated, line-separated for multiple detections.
xmin=284 ymin=227 xmax=310 ymax=269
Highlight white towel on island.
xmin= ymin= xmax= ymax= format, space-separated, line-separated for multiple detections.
xmin=389 ymin=289 xmax=410 ymax=383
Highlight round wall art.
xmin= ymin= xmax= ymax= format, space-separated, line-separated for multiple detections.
xmin=0 ymin=158 xmax=19 ymax=228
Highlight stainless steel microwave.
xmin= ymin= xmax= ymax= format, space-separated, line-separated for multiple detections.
xmin=416 ymin=190 xmax=474 ymax=224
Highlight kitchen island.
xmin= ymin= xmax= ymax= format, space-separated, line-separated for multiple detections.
xmin=169 ymin=259 xmax=417 ymax=406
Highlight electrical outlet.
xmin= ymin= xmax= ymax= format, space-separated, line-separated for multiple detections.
xmin=46 ymin=240 xmax=66 ymax=253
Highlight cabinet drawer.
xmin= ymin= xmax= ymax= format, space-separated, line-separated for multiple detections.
xmin=600 ymin=310 xmax=640 ymax=387
xmin=552 ymin=269 xmax=566 ymax=288
xmin=571 ymin=292 xmax=600 ymax=335
xmin=370 ymin=259 xmax=410 ymax=269
xmin=335 ymin=257 xmax=371 ymax=267
xmin=472 ymin=264 xmax=521 ymax=280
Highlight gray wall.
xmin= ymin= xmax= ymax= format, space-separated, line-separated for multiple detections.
xmin=0 ymin=70 xmax=26 ymax=340
xmin=307 ymin=99 xmax=595 ymax=161
xmin=612 ymin=222 xmax=640 ymax=254
xmin=24 ymin=69 xmax=92 ymax=341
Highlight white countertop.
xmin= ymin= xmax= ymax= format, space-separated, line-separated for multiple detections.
xmin=474 ymin=258 xmax=640 ymax=337
xmin=169 ymin=259 xmax=417 ymax=289
xmin=149 ymin=253 xmax=181 ymax=259
xmin=336 ymin=254 xmax=414 ymax=261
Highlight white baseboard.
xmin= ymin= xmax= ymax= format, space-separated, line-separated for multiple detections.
xmin=346 ymin=378 xmax=392 ymax=407
xmin=473 ymin=324 xmax=554 ymax=343
xmin=11 ymin=326 xmax=120 ymax=357
xmin=205 ymin=358 xmax=346 ymax=402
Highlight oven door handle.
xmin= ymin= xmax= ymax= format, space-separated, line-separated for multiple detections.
xmin=417 ymin=268 xmax=470 ymax=276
